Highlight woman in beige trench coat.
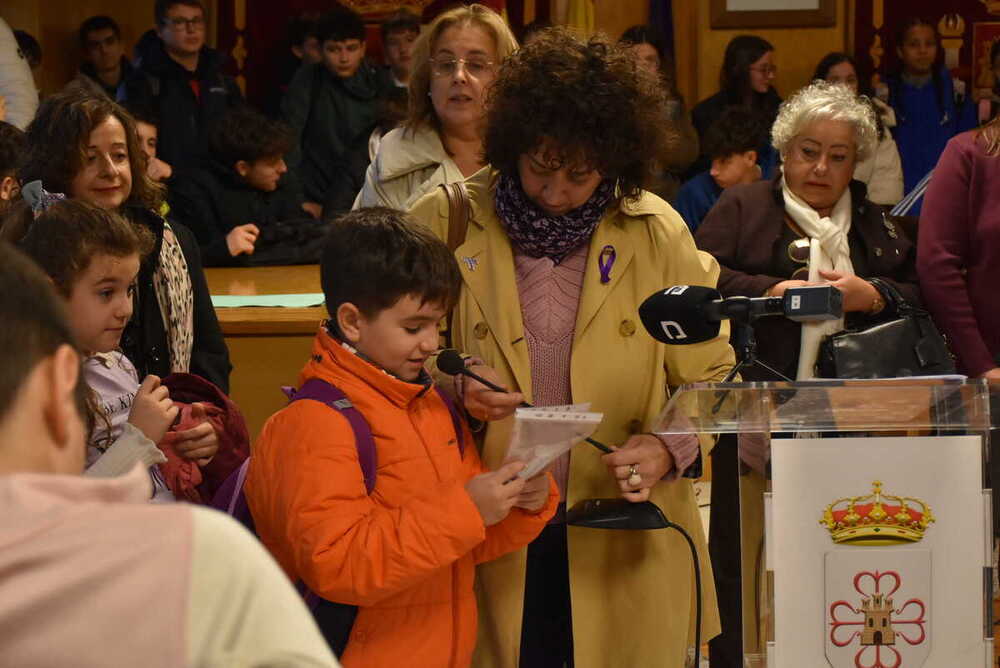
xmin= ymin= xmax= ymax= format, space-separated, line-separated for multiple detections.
xmin=409 ymin=31 xmax=736 ymax=668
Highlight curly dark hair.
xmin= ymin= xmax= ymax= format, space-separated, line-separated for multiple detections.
xmin=210 ymin=106 xmax=293 ymax=167
xmin=484 ymin=29 xmax=667 ymax=205
xmin=19 ymin=89 xmax=163 ymax=211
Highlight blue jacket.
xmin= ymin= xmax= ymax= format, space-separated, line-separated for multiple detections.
xmin=887 ymin=66 xmax=976 ymax=195
xmin=673 ymin=171 xmax=723 ymax=234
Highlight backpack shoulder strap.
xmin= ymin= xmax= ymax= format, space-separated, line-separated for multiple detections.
xmin=433 ymin=386 xmax=465 ymax=456
xmin=290 ymin=378 xmax=377 ymax=494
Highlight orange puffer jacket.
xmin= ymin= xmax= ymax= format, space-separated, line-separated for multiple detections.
xmin=246 ymin=328 xmax=558 ymax=668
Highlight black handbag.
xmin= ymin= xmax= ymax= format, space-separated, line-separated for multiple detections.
xmin=817 ymin=278 xmax=955 ymax=378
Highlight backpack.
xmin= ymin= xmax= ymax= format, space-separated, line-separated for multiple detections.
xmin=210 ymin=377 xmax=465 ymax=657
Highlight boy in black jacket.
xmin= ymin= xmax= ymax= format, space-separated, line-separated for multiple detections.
xmin=169 ymin=107 xmax=312 ymax=267
xmin=119 ymin=0 xmax=242 ymax=170
xmin=282 ymin=6 xmax=392 ymax=218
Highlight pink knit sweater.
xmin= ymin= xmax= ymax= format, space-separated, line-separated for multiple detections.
xmin=514 ymin=244 xmax=700 ymax=511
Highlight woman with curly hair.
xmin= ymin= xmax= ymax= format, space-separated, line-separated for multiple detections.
xmin=409 ymin=29 xmax=733 ymax=668
xmin=1 ymin=88 xmax=231 ymax=394
xmin=354 ymin=4 xmax=517 ymax=211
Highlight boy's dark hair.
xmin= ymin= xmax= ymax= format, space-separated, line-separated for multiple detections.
xmin=0 ymin=241 xmax=86 ymax=426
xmin=19 ymin=88 xmax=163 ymax=211
xmin=0 ymin=122 xmax=27 ymax=178
xmin=317 ymin=6 xmax=367 ymax=44
xmin=14 ymin=30 xmax=42 ymax=68
xmin=7 ymin=199 xmax=154 ymax=299
xmin=287 ymin=13 xmax=320 ymax=48
xmin=120 ymin=100 xmax=160 ymax=128
xmin=485 ymin=29 xmax=668 ymax=208
xmin=210 ymin=106 xmax=293 ymax=168
xmin=320 ymin=207 xmax=461 ymax=321
xmin=381 ymin=9 xmax=420 ymax=42
xmin=154 ymin=0 xmax=205 ymax=26
xmin=79 ymin=15 xmax=121 ymax=47
xmin=702 ymin=107 xmax=766 ymax=161
xmin=519 ymin=19 xmax=552 ymax=44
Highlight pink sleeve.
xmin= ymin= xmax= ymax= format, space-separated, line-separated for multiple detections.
xmin=653 ymin=433 xmax=700 ymax=481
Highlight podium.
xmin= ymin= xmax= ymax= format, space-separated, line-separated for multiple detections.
xmin=653 ymin=378 xmax=999 ymax=668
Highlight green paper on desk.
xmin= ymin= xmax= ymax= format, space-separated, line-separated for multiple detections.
xmin=211 ymin=293 xmax=325 ymax=308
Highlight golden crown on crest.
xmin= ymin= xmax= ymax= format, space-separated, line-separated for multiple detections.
xmin=982 ymin=0 xmax=1000 ymax=16
xmin=820 ymin=481 xmax=935 ymax=546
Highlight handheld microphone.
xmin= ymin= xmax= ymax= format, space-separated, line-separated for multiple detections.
xmin=638 ymin=284 xmax=844 ymax=345
xmin=436 ymin=349 xmax=612 ymax=453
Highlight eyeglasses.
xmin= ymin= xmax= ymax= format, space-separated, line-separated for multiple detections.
xmin=788 ymin=237 xmax=811 ymax=280
xmin=750 ymin=64 xmax=778 ymax=76
xmin=430 ymin=57 xmax=495 ymax=78
xmin=164 ymin=16 xmax=205 ymax=30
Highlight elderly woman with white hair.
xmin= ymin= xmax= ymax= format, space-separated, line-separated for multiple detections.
xmin=694 ymin=80 xmax=920 ymax=665
xmin=696 ymin=80 xmax=919 ymax=382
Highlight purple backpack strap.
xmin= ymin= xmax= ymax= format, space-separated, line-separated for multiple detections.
xmin=290 ymin=378 xmax=377 ymax=494
xmin=209 ymin=458 xmax=255 ymax=532
xmin=433 ymin=386 xmax=465 ymax=455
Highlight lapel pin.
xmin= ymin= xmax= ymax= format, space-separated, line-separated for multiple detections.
xmin=462 ymin=257 xmax=478 ymax=272
xmin=598 ymin=245 xmax=616 ymax=284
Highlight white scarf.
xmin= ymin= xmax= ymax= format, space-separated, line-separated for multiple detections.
xmin=780 ymin=179 xmax=853 ymax=379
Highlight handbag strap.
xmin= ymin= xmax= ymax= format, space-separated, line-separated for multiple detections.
xmin=869 ymin=277 xmax=922 ymax=317
xmin=440 ymin=182 xmax=471 ymax=348
xmin=442 ymin=181 xmax=471 ymax=252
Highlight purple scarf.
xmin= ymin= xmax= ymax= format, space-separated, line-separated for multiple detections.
xmin=494 ymin=173 xmax=615 ymax=263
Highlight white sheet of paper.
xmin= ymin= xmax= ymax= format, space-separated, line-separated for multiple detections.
xmin=504 ymin=404 xmax=602 ymax=478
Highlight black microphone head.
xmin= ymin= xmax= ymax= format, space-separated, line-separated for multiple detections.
xmin=436 ymin=349 xmax=467 ymax=376
xmin=639 ymin=285 xmax=723 ymax=345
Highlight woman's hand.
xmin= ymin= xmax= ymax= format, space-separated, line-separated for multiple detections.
xmin=766 ymin=279 xmax=811 ymax=297
xmin=981 ymin=368 xmax=1000 ymax=382
xmin=601 ymin=434 xmax=675 ymax=503
xmin=463 ymin=364 xmax=524 ymax=421
xmin=172 ymin=403 xmax=219 ymax=464
xmin=818 ymin=270 xmax=881 ymax=313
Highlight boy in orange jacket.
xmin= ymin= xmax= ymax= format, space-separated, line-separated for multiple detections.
xmin=246 ymin=207 xmax=558 ymax=667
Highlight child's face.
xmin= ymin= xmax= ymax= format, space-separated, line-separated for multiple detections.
xmin=67 ymin=253 xmax=140 ymax=354
xmin=711 ymin=151 xmax=759 ymax=189
xmin=158 ymin=3 xmax=206 ymax=58
xmin=825 ymin=60 xmax=859 ymax=94
xmin=384 ymin=29 xmax=417 ymax=75
xmin=135 ymin=121 xmax=158 ymax=161
xmin=70 ymin=116 xmax=133 ymax=210
xmin=350 ymin=295 xmax=446 ymax=381
xmin=897 ymin=25 xmax=937 ymax=76
xmin=236 ymin=155 xmax=287 ymax=192
xmin=322 ymin=38 xmax=366 ymax=79
xmin=83 ymin=27 xmax=124 ymax=73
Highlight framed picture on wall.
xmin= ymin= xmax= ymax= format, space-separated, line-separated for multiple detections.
xmin=709 ymin=0 xmax=837 ymax=29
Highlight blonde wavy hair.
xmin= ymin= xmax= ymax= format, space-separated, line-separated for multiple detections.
xmin=771 ymin=80 xmax=879 ymax=163
xmin=405 ymin=4 xmax=518 ymax=134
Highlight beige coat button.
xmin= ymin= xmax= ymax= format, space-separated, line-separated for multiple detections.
xmin=473 ymin=322 xmax=489 ymax=339
xmin=619 ymin=319 xmax=637 ymax=337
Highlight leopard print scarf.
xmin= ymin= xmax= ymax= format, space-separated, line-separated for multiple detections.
xmin=152 ymin=221 xmax=194 ymax=373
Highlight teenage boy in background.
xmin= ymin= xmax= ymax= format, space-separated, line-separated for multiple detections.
xmin=282 ymin=5 xmax=392 ymax=218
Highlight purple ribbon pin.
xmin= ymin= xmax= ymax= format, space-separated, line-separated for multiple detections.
xmin=598 ymin=245 xmax=616 ymax=284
